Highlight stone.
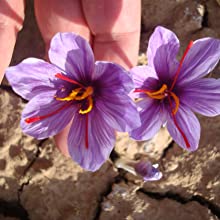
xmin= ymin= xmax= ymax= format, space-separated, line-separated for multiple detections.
xmin=0 ymin=89 xmax=39 ymax=201
xmin=140 ymin=116 xmax=220 ymax=207
xmin=20 ymin=140 xmax=118 ymax=220
xmin=115 ymin=128 xmax=172 ymax=161
xmin=99 ymin=182 xmax=218 ymax=220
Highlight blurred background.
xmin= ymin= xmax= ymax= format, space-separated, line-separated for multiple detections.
xmin=0 ymin=0 xmax=220 ymax=219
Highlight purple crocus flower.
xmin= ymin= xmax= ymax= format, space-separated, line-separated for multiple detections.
xmin=6 ymin=33 xmax=141 ymax=171
xmin=134 ymin=161 xmax=162 ymax=181
xmin=130 ymin=26 xmax=220 ymax=151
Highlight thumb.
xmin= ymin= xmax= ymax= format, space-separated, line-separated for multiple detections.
xmin=0 ymin=0 xmax=24 ymax=83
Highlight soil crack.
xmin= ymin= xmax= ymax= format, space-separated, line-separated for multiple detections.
xmin=201 ymin=3 xmax=209 ymax=28
xmin=0 ymin=199 xmax=30 ymax=220
xmin=138 ymin=189 xmax=220 ymax=218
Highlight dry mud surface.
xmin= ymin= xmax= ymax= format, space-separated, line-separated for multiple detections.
xmin=0 ymin=0 xmax=220 ymax=219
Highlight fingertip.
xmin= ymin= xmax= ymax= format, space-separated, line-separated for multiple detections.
xmin=34 ymin=0 xmax=92 ymax=55
xmin=54 ymin=122 xmax=71 ymax=157
xmin=93 ymin=31 xmax=140 ymax=69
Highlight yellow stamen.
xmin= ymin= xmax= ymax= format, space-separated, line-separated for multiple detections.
xmin=147 ymin=94 xmax=166 ymax=99
xmin=169 ymin=92 xmax=180 ymax=114
xmin=55 ymin=88 xmax=81 ymax=101
xmin=145 ymin=84 xmax=167 ymax=100
xmin=75 ymin=86 xmax=94 ymax=100
xmin=56 ymin=86 xmax=94 ymax=114
xmin=55 ymin=86 xmax=94 ymax=102
xmin=79 ymin=96 xmax=93 ymax=114
xmin=148 ymin=84 xmax=167 ymax=96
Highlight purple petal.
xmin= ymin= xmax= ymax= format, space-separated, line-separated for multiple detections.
xmin=92 ymin=61 xmax=140 ymax=132
xmin=68 ymin=107 xmax=115 ymax=171
xmin=134 ymin=161 xmax=162 ymax=181
xmin=130 ymin=65 xmax=158 ymax=86
xmin=94 ymin=61 xmax=133 ymax=93
xmin=49 ymin=32 xmax=95 ymax=81
xmin=177 ymin=38 xmax=220 ymax=85
xmin=5 ymin=58 xmax=60 ymax=100
xmin=96 ymin=92 xmax=141 ymax=132
xmin=147 ymin=26 xmax=180 ymax=82
xmin=130 ymin=99 xmax=164 ymax=140
xmin=21 ymin=91 xmax=76 ymax=139
xmin=167 ymin=104 xmax=200 ymax=151
xmin=180 ymin=78 xmax=220 ymax=116
xmin=130 ymin=65 xmax=159 ymax=99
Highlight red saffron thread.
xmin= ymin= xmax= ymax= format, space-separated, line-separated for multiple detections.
xmin=134 ymin=88 xmax=153 ymax=93
xmin=85 ymin=113 xmax=89 ymax=149
xmin=55 ymin=73 xmax=84 ymax=87
xmin=170 ymin=41 xmax=194 ymax=91
xmin=25 ymin=102 xmax=71 ymax=124
xmin=168 ymin=95 xmax=190 ymax=148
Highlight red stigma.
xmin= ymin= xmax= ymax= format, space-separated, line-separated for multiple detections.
xmin=55 ymin=73 xmax=84 ymax=87
xmin=25 ymin=117 xmax=41 ymax=123
xmin=25 ymin=103 xmax=71 ymax=124
xmin=85 ymin=114 xmax=89 ymax=149
xmin=168 ymin=96 xmax=190 ymax=149
xmin=134 ymin=88 xmax=147 ymax=93
xmin=170 ymin=41 xmax=194 ymax=91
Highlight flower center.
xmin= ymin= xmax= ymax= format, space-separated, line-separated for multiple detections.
xmin=134 ymin=84 xmax=179 ymax=114
xmin=55 ymin=85 xmax=94 ymax=114
xmin=54 ymin=74 xmax=94 ymax=149
xmin=135 ymin=85 xmax=189 ymax=148
xmin=25 ymin=73 xmax=94 ymax=149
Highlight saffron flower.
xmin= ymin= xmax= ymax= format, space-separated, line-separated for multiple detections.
xmin=134 ymin=161 xmax=162 ymax=181
xmin=6 ymin=33 xmax=141 ymax=171
xmin=130 ymin=26 xmax=220 ymax=151
xmin=115 ymin=158 xmax=162 ymax=181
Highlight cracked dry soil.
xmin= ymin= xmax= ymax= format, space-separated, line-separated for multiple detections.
xmin=1 ymin=0 xmax=220 ymax=220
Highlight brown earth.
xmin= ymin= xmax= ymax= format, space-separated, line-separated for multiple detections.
xmin=0 ymin=0 xmax=220 ymax=219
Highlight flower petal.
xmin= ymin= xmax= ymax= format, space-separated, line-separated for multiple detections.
xmin=21 ymin=91 xmax=76 ymax=139
xmin=130 ymin=65 xmax=158 ymax=87
xmin=147 ymin=26 xmax=180 ymax=82
xmin=134 ymin=161 xmax=162 ymax=181
xmin=68 ymin=108 xmax=116 ymax=171
xmin=94 ymin=61 xmax=133 ymax=93
xmin=49 ymin=32 xmax=95 ymax=81
xmin=5 ymin=58 xmax=60 ymax=100
xmin=96 ymin=92 xmax=141 ymax=132
xmin=130 ymin=99 xmax=164 ymax=140
xmin=92 ymin=61 xmax=140 ymax=132
xmin=167 ymin=105 xmax=200 ymax=151
xmin=130 ymin=65 xmax=159 ymax=98
xmin=178 ymin=38 xmax=220 ymax=85
xmin=180 ymin=78 xmax=220 ymax=116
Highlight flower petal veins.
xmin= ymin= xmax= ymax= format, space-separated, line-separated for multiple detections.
xmin=130 ymin=26 xmax=220 ymax=151
xmin=6 ymin=32 xmax=140 ymax=171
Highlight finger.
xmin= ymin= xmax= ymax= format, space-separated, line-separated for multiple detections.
xmin=0 ymin=0 xmax=24 ymax=83
xmin=54 ymin=121 xmax=71 ymax=157
xmin=82 ymin=0 xmax=141 ymax=69
xmin=34 ymin=0 xmax=91 ymax=53
xmin=34 ymin=0 xmax=92 ymax=156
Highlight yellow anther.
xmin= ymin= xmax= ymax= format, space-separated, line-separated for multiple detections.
xmin=79 ymin=96 xmax=93 ymax=114
xmin=55 ymin=88 xmax=81 ymax=101
xmin=145 ymin=84 xmax=167 ymax=100
xmin=147 ymin=94 xmax=166 ymax=99
xmin=135 ymin=83 xmax=180 ymax=114
xmin=148 ymin=84 xmax=167 ymax=96
xmin=55 ymin=86 xmax=94 ymax=102
xmin=169 ymin=92 xmax=180 ymax=114
xmin=75 ymin=86 xmax=94 ymax=100
xmin=56 ymin=86 xmax=94 ymax=115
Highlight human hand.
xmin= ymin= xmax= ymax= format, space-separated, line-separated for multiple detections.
xmin=1 ymin=0 xmax=141 ymax=156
